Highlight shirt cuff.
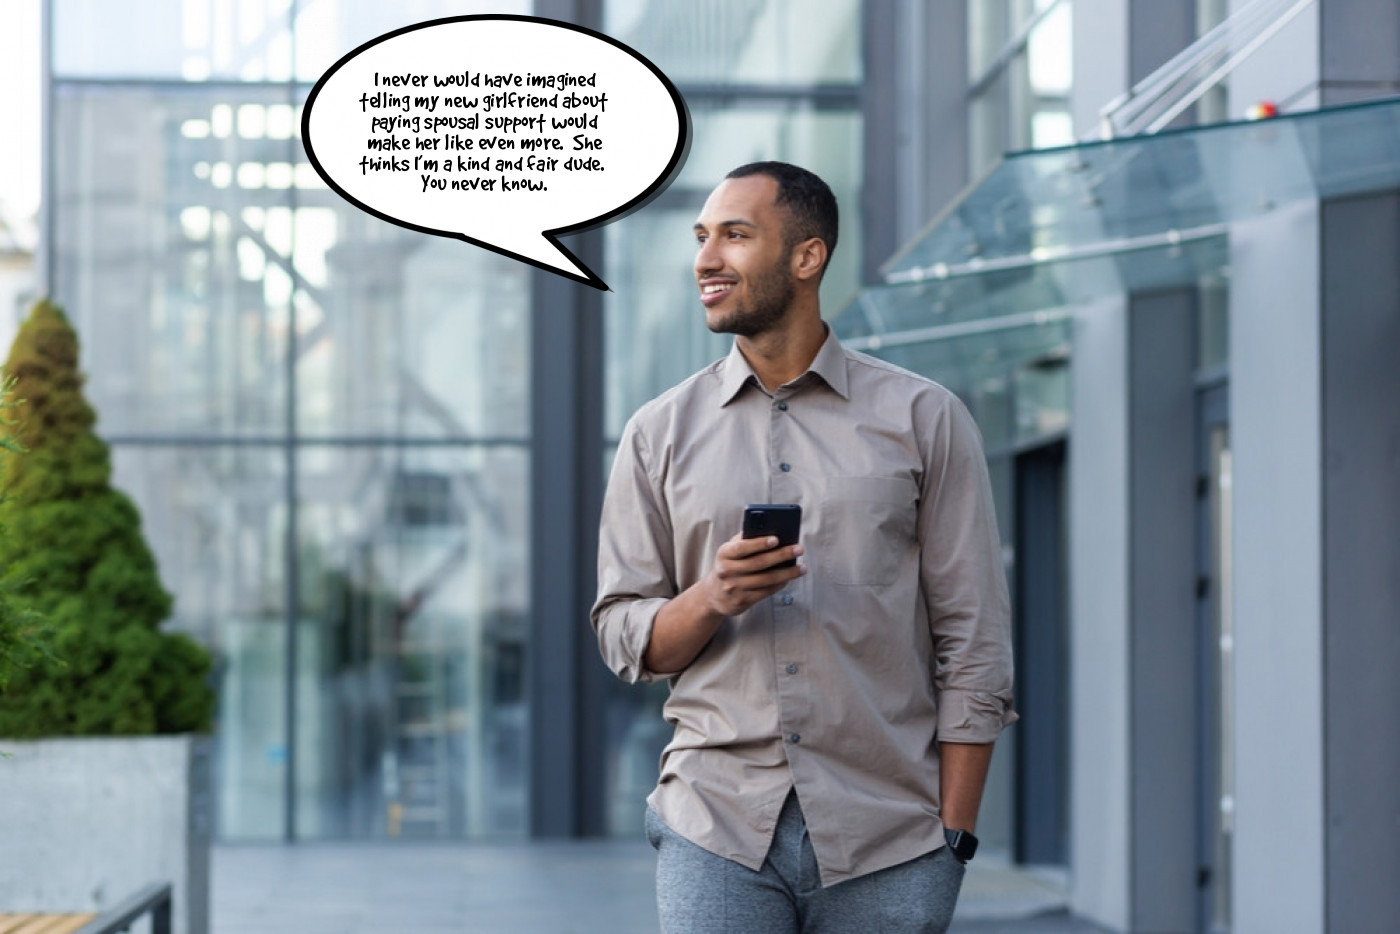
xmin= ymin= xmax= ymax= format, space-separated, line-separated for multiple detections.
xmin=935 ymin=689 xmax=1018 ymax=744
xmin=597 ymin=596 xmax=681 ymax=684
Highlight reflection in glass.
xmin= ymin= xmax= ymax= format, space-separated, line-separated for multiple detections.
xmin=52 ymin=84 xmax=300 ymax=437
xmin=54 ymin=1 xmax=538 ymax=842
xmin=968 ymin=0 xmax=1075 ymax=173
xmin=53 ymin=0 xmax=532 ymax=82
xmin=108 ymin=445 xmax=288 ymax=839
xmin=296 ymin=445 xmax=529 ymax=839
xmin=606 ymin=0 xmax=861 ymax=84
xmin=300 ymin=218 xmax=530 ymax=440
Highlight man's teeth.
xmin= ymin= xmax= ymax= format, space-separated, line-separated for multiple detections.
xmin=703 ymin=284 xmax=731 ymax=294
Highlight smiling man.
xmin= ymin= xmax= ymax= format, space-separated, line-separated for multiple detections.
xmin=592 ymin=162 xmax=1016 ymax=933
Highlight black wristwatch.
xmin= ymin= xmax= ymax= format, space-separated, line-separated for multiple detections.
xmin=943 ymin=827 xmax=978 ymax=864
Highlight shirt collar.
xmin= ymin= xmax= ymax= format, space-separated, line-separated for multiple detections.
xmin=717 ymin=325 xmax=850 ymax=406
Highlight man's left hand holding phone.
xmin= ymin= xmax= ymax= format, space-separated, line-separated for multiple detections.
xmin=642 ymin=504 xmax=805 ymax=675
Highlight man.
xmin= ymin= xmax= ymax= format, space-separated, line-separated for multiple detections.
xmin=591 ymin=162 xmax=1015 ymax=933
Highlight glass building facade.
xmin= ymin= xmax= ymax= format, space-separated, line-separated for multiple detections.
xmin=49 ymin=0 xmax=533 ymax=841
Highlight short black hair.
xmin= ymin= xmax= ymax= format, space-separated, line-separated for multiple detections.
xmin=725 ymin=161 xmax=838 ymax=278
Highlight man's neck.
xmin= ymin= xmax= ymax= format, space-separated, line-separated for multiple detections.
xmin=735 ymin=308 xmax=827 ymax=393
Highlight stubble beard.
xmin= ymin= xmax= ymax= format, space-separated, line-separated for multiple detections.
xmin=706 ymin=261 xmax=797 ymax=339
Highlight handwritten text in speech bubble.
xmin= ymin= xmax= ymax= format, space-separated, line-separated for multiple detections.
xmin=303 ymin=15 xmax=691 ymax=290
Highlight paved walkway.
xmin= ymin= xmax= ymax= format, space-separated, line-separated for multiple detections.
xmin=212 ymin=841 xmax=1113 ymax=933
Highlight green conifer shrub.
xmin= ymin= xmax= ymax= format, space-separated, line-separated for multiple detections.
xmin=0 ymin=300 xmax=214 ymax=736
xmin=0 ymin=377 xmax=53 ymax=696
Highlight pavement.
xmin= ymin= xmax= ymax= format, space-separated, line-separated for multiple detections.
xmin=212 ymin=841 xmax=1114 ymax=933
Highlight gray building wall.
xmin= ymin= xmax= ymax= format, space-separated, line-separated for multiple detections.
xmin=1316 ymin=3 xmax=1400 ymax=927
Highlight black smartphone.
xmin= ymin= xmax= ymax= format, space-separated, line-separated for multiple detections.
xmin=742 ymin=504 xmax=802 ymax=569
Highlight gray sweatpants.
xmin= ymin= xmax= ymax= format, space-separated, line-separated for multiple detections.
xmin=646 ymin=791 xmax=965 ymax=933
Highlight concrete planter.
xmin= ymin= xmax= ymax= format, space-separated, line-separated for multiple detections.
xmin=0 ymin=734 xmax=211 ymax=934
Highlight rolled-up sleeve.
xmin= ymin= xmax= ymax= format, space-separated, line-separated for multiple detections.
xmin=591 ymin=416 xmax=681 ymax=684
xmin=917 ymin=394 xmax=1018 ymax=743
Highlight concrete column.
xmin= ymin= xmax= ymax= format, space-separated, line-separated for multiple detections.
xmin=1068 ymin=294 xmax=1131 ymax=930
xmin=1228 ymin=201 xmax=1325 ymax=933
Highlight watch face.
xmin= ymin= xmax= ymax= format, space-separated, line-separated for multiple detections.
xmin=945 ymin=828 xmax=978 ymax=862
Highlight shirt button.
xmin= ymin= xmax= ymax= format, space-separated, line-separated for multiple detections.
xmin=786 ymin=663 xmax=798 ymax=675
xmin=788 ymin=733 xmax=801 ymax=745
xmin=779 ymin=593 xmax=794 ymax=606
xmin=779 ymin=462 xmax=791 ymax=472
xmin=777 ymin=401 xmax=788 ymax=411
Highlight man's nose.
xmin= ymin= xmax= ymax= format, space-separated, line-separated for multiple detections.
xmin=695 ymin=237 xmax=721 ymax=277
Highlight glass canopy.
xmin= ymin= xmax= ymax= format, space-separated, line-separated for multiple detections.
xmin=882 ymin=94 xmax=1400 ymax=281
xmin=831 ymin=96 xmax=1400 ymax=449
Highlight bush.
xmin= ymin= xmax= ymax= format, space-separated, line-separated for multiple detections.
xmin=0 ymin=300 xmax=214 ymax=736
xmin=0 ymin=378 xmax=53 ymax=696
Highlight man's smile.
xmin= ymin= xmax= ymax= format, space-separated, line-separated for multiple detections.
xmin=699 ymin=279 xmax=737 ymax=306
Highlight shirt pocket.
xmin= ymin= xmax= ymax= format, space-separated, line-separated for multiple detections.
xmin=819 ymin=476 xmax=920 ymax=587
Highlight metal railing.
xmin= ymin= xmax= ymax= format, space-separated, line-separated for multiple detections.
xmin=75 ymin=883 xmax=171 ymax=934
xmin=1098 ymin=0 xmax=1316 ymax=139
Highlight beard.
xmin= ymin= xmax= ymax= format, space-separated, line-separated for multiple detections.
xmin=706 ymin=260 xmax=796 ymax=338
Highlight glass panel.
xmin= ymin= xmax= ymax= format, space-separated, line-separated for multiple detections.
xmin=52 ymin=0 xmax=530 ymax=82
xmin=604 ymin=106 xmax=862 ymax=436
xmin=53 ymin=0 xmax=294 ymax=81
xmin=109 ymin=444 xmax=288 ymax=841
xmin=888 ymin=96 xmax=1400 ymax=279
xmin=968 ymin=0 xmax=1074 ymax=173
xmin=293 ymin=0 xmax=534 ymax=84
xmin=834 ymin=236 xmax=1224 ymax=354
xmin=295 ymin=443 xmax=529 ymax=840
xmin=52 ymin=83 xmax=299 ymax=436
xmin=296 ymin=208 xmax=531 ymax=440
xmin=605 ymin=0 xmax=861 ymax=84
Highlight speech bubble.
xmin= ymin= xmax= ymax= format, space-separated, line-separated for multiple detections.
xmin=302 ymin=15 xmax=691 ymax=291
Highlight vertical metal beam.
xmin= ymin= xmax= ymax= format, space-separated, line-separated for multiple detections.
xmin=1126 ymin=288 xmax=1199 ymax=932
xmin=860 ymin=0 xmax=898 ymax=282
xmin=864 ymin=0 xmax=971 ymax=279
xmin=40 ymin=0 xmax=54 ymax=300
xmin=282 ymin=0 xmax=301 ymax=843
xmin=527 ymin=0 xmax=607 ymax=841
xmin=1128 ymin=0 xmax=1199 ymax=86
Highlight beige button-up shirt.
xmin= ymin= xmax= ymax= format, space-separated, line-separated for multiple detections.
xmin=591 ymin=329 xmax=1016 ymax=887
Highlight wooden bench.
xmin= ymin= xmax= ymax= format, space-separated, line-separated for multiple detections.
xmin=0 ymin=883 xmax=170 ymax=934
xmin=0 ymin=914 xmax=96 ymax=933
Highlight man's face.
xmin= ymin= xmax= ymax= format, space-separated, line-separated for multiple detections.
xmin=693 ymin=175 xmax=796 ymax=338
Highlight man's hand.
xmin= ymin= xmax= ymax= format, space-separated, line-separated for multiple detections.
xmin=643 ymin=533 xmax=805 ymax=674
xmin=700 ymin=532 xmax=806 ymax=617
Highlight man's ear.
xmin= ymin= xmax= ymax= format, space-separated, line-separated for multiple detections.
xmin=791 ymin=237 xmax=828 ymax=283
